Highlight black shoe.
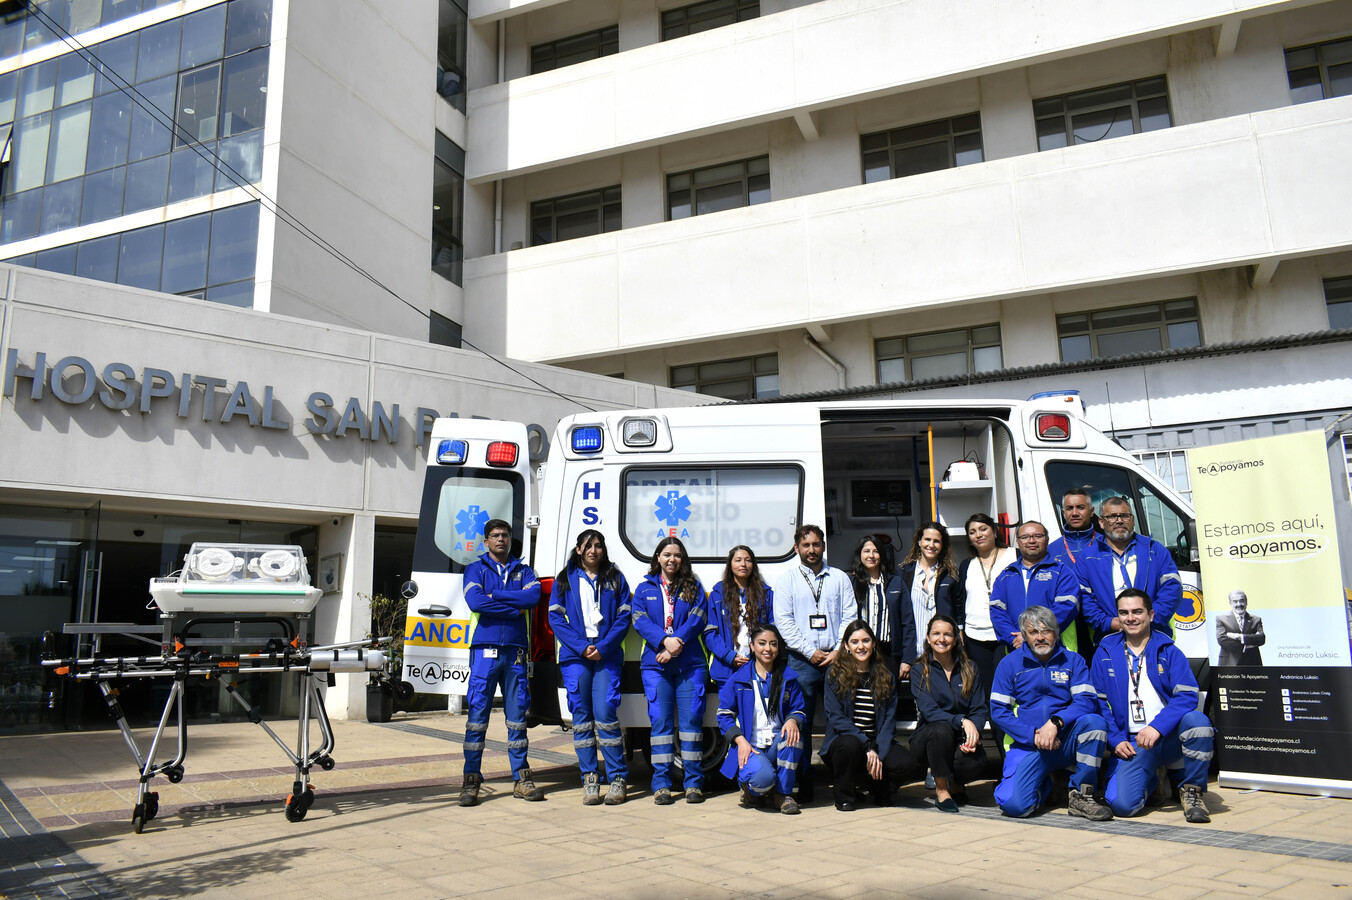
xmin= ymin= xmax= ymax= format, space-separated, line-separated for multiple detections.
xmin=936 ymin=797 xmax=960 ymax=813
xmin=834 ymin=799 xmax=857 ymax=812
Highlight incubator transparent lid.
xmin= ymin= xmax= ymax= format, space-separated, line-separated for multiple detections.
xmin=178 ymin=543 xmax=313 ymax=587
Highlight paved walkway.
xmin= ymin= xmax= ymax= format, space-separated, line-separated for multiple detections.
xmin=2 ymin=711 xmax=1350 ymax=898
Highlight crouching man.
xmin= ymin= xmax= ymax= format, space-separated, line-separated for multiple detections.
xmin=1091 ymin=588 xmax=1214 ymax=823
xmin=990 ymin=606 xmax=1111 ymax=820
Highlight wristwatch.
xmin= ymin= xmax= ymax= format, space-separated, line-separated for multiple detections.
xmin=1049 ymin=715 xmax=1064 ymax=732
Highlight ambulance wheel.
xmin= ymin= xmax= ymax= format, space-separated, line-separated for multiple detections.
xmin=672 ymin=727 xmax=728 ymax=778
xmin=165 ymin=765 xmax=185 ymax=784
xmin=318 ymin=756 xmax=336 ymax=771
xmin=144 ymin=792 xmax=159 ymax=822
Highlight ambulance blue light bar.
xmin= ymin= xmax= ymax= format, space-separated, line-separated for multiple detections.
xmin=436 ymin=439 xmax=468 ymax=464
xmin=571 ymin=426 xmax=604 ymax=453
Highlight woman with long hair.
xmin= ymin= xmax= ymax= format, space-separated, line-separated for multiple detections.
xmin=910 ymin=614 xmax=989 ymax=813
xmin=716 ymin=623 xmax=803 ymax=815
xmin=705 ymin=545 xmax=774 ymax=688
xmin=957 ymin=513 xmax=1015 ymax=726
xmin=631 ymin=536 xmax=709 ymax=805
xmin=894 ymin=522 xmax=961 ymax=668
xmin=549 ymin=529 xmax=633 ymax=806
xmin=849 ymin=535 xmax=910 ymax=667
xmin=819 ymin=620 xmax=922 ymax=811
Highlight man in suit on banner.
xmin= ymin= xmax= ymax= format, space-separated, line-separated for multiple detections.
xmin=1216 ymin=590 xmax=1265 ymax=667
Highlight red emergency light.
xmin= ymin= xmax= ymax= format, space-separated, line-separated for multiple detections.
xmin=1036 ymin=413 xmax=1071 ymax=441
xmin=486 ymin=441 xmax=519 ymax=467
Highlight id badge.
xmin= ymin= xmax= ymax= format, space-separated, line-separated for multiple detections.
xmin=809 ymin=614 xmax=828 ymax=631
xmin=1130 ymin=699 xmax=1146 ymax=724
xmin=483 ymin=647 xmax=498 ymax=660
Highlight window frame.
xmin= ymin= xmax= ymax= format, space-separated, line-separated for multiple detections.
xmin=666 ymin=154 xmax=769 ymax=221
xmin=1056 ymin=298 xmax=1202 ymax=362
xmin=437 ymin=0 xmax=469 ymax=111
xmin=617 ymin=463 xmax=805 ymax=563
xmin=860 ymin=112 xmax=983 ymax=184
xmin=432 ymin=131 xmax=464 ymax=286
xmin=1324 ymin=276 xmax=1352 ymax=330
xmin=1285 ymin=36 xmax=1352 ymax=104
xmin=660 ymin=0 xmax=759 ymax=41
xmin=1034 ymin=76 xmax=1172 ymax=152
xmin=670 ymin=352 xmax=778 ymax=400
xmin=875 ymin=324 xmax=1002 ymax=383
xmin=529 ymin=184 xmax=621 ymax=246
xmin=530 ymin=24 xmax=619 ymax=74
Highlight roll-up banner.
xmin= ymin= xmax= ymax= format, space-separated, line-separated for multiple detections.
xmin=1190 ymin=431 xmax=1352 ymax=797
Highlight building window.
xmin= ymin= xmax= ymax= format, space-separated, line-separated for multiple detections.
xmin=1034 ymin=76 xmax=1171 ymax=152
xmin=876 ymin=325 xmax=1002 ymax=383
xmin=1326 ymin=276 xmax=1352 ymax=330
xmin=1132 ymin=449 xmax=1192 ymax=504
xmin=671 ymin=353 xmax=778 ymax=400
xmin=530 ymin=185 xmax=620 ymax=246
xmin=1286 ymin=37 xmax=1352 ymax=104
xmin=432 ymin=131 xmax=464 ymax=285
xmin=661 ymin=0 xmax=758 ymax=41
xmin=429 ymin=310 xmax=463 ymax=348
xmin=667 ymin=155 xmax=768 ymax=220
xmin=861 ymin=113 xmax=983 ymax=183
xmin=2 ymin=201 xmax=260 ymax=305
xmin=437 ymin=0 xmax=468 ymax=112
xmin=0 ymin=0 xmax=271 ymax=246
xmin=531 ymin=25 xmax=618 ymax=74
xmin=1057 ymin=298 xmax=1201 ymax=361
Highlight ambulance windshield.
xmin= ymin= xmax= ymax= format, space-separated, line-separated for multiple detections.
xmin=413 ymin=469 xmax=524 ymax=572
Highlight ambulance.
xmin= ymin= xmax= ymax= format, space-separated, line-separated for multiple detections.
xmin=402 ymin=392 xmax=1206 ymax=773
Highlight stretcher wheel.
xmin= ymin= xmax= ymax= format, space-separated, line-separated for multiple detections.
xmin=165 ymin=765 xmax=185 ymax=784
xmin=144 ymin=792 xmax=159 ymax=822
xmin=131 ymin=803 xmax=146 ymax=834
xmin=284 ymin=787 xmax=315 ymax=822
xmin=318 ymin=756 xmax=336 ymax=771
xmin=392 ymin=680 xmax=415 ymax=704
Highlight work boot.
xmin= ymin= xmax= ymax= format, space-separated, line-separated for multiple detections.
xmin=773 ymin=790 xmax=800 ymax=815
xmin=1146 ymin=768 xmax=1171 ymax=808
xmin=685 ymin=787 xmax=705 ymax=804
xmin=603 ymin=778 xmax=627 ymax=806
xmin=513 ymin=767 xmax=544 ymax=801
xmin=739 ymin=785 xmax=760 ymax=809
xmin=582 ymin=772 xmax=602 ymax=806
xmin=1068 ymin=786 xmax=1113 ymax=822
xmin=458 ymin=773 xmax=482 ymax=808
xmin=653 ymin=788 xmax=673 ymax=805
xmin=1180 ymin=784 xmax=1211 ymax=823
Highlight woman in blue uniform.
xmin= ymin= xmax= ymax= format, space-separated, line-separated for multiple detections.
xmin=716 ymin=623 xmax=804 ymax=815
xmin=705 ymin=545 xmax=773 ymax=690
xmin=549 ymin=529 xmax=633 ymax=806
xmin=632 ymin=537 xmax=709 ymax=804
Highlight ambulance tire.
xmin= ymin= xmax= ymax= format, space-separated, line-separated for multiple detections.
xmin=672 ymin=727 xmax=728 ymax=779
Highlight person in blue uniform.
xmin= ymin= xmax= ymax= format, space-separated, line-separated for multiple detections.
xmin=1048 ymin=487 xmax=1098 ymax=568
xmin=990 ymin=605 xmax=1111 ymax=820
xmin=1078 ymin=497 xmax=1183 ymax=642
xmin=1091 ymin=588 xmax=1214 ymax=823
xmin=909 ymin=614 xmax=988 ymax=813
xmin=717 ymin=623 xmax=804 ymax=815
xmin=458 ymin=519 xmax=543 ymax=807
xmin=705 ymin=545 xmax=773 ymax=690
xmin=989 ymin=521 xmax=1083 ymax=652
xmin=632 ymin=536 xmax=709 ymax=805
xmin=549 ymin=529 xmax=632 ymax=806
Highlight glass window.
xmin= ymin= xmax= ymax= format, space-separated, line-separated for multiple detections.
xmin=0 ymin=72 xmax=16 ymax=125
xmin=56 ymin=54 xmax=96 ymax=107
xmin=432 ymin=132 xmax=464 ymax=285
xmin=13 ymin=113 xmax=53 ymax=193
xmin=621 ymin=466 xmax=801 ymax=561
xmin=207 ymin=201 xmax=258 ymax=285
xmin=430 ymin=310 xmax=463 ymax=348
xmin=40 ymin=176 xmax=81 ymax=232
xmin=19 ymin=59 xmax=57 ymax=119
xmin=116 ymin=222 xmax=164 ymax=290
xmin=220 ymin=49 xmax=267 ymax=137
xmin=530 ymin=185 xmax=621 ymax=245
xmin=176 ymin=63 xmax=222 ymax=144
xmin=76 ymin=233 xmax=120 ymax=281
xmin=662 ymin=0 xmax=759 ymax=41
xmin=180 ymin=4 xmax=227 ymax=69
xmin=531 ymin=25 xmax=619 ymax=74
xmin=225 ymin=0 xmax=272 ymax=56
xmin=167 ymin=143 xmax=216 ymax=202
xmin=215 ymin=130 xmax=262 ymax=190
xmin=122 ymin=153 xmax=170 ymax=213
xmin=436 ymin=0 xmax=468 ymax=112
xmin=205 ymin=279 xmax=253 ymax=306
xmin=127 ymin=74 xmax=175 ymax=161
xmin=34 ymin=243 xmax=77 ymax=275
xmin=1057 ymin=298 xmax=1201 ymax=361
xmin=670 ymin=353 xmax=778 ymax=400
xmin=81 ymin=165 xmax=125 ymax=223
xmin=667 ymin=155 xmax=769 ymax=220
xmin=876 ymin=325 xmax=1002 ymax=383
xmin=1035 ymin=77 xmax=1172 ymax=151
xmin=414 ymin=470 xmax=524 ymax=573
xmin=861 ymin=113 xmax=983 ymax=183
xmin=85 ymin=92 xmax=132 ymax=172
xmin=47 ymin=102 xmax=91 ymax=183
xmin=161 ymin=211 xmax=211 ymax=293
xmin=0 ymin=189 xmax=42 ymax=243
xmin=1286 ymin=37 xmax=1352 ymax=104
xmin=1132 ymin=449 xmax=1192 ymax=503
xmin=1325 ymin=276 xmax=1352 ymax=330
xmin=136 ymin=18 xmax=182 ymax=84
xmin=94 ymin=32 xmax=139 ymax=95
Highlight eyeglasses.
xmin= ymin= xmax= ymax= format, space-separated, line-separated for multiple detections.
xmin=1017 ymin=533 xmax=1048 ymax=541
xmin=1101 ymin=513 xmax=1133 ymax=521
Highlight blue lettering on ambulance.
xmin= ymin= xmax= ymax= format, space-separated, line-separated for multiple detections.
xmin=583 ymin=506 xmax=600 ymax=525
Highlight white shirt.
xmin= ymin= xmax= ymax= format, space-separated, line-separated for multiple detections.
xmin=751 ymin=671 xmax=780 ymax=748
xmin=964 ymin=547 xmax=1015 ymax=642
xmin=1110 ymin=547 xmax=1139 ymax=596
xmin=1127 ymin=646 xmax=1167 ymax=736
xmin=909 ymin=565 xmax=937 ymax=657
xmin=578 ymin=572 xmax=603 ymax=639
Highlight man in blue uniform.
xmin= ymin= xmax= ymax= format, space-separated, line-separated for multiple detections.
xmin=1091 ymin=588 xmax=1214 ymax=822
xmin=989 ymin=522 xmax=1083 ymax=652
xmin=990 ymin=605 xmax=1111 ymax=820
xmin=458 ymin=519 xmax=543 ymax=806
xmin=1048 ymin=488 xmax=1098 ymax=568
xmin=1079 ymin=497 xmax=1182 ymax=643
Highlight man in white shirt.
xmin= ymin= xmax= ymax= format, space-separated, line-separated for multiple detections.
xmin=772 ymin=525 xmax=853 ymax=802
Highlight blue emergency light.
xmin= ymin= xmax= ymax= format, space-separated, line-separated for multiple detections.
xmin=436 ymin=439 xmax=468 ymax=464
xmin=571 ymin=425 xmax=604 ymax=453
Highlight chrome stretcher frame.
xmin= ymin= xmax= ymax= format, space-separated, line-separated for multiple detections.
xmin=43 ymin=612 xmax=390 ymax=833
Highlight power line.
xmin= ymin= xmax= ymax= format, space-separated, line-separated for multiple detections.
xmin=19 ymin=2 xmax=598 ymax=413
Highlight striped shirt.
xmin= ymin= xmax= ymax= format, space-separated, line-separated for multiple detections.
xmin=852 ymin=677 xmax=878 ymax=739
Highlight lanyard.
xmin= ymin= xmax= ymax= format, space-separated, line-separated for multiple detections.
xmin=799 ymin=567 xmax=825 ymax=608
xmin=1115 ymin=551 xmax=1135 ymax=589
xmin=661 ymin=577 xmax=677 ymax=633
xmin=752 ymin=671 xmax=774 ymax=721
xmin=1126 ymin=645 xmax=1144 ymax=698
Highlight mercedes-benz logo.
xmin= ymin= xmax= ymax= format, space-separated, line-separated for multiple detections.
xmin=400 ymin=580 xmax=419 ymax=600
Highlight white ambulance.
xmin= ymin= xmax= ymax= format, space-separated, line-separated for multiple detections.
xmin=404 ymin=392 xmax=1206 ymax=772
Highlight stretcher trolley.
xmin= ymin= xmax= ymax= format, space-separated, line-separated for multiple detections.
xmin=42 ymin=543 xmax=391 ymax=833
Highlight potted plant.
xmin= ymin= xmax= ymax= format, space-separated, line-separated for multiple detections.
xmin=364 ymin=593 xmax=408 ymax=723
